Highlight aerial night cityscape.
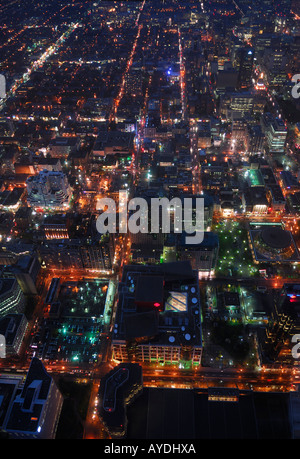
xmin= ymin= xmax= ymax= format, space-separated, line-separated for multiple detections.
xmin=0 ymin=0 xmax=300 ymax=447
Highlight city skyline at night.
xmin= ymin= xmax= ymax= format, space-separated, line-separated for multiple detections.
xmin=0 ymin=0 xmax=300 ymax=446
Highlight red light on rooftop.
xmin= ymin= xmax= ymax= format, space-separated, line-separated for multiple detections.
xmin=154 ymin=302 xmax=161 ymax=307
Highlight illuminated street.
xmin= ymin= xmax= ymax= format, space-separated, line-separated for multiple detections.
xmin=0 ymin=0 xmax=300 ymax=443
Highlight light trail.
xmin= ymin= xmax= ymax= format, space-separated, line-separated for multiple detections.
xmin=0 ymin=26 xmax=30 ymax=50
xmin=0 ymin=4 xmax=70 ymax=50
xmin=0 ymin=22 xmax=80 ymax=111
xmin=0 ymin=0 xmax=19 ymax=14
xmin=109 ymin=0 xmax=146 ymax=123
xmin=178 ymin=26 xmax=187 ymax=121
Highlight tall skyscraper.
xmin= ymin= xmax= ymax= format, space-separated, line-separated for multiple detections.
xmin=0 ymin=278 xmax=25 ymax=318
xmin=4 ymin=358 xmax=64 ymax=438
xmin=235 ymin=47 xmax=254 ymax=91
xmin=26 ymin=170 xmax=73 ymax=210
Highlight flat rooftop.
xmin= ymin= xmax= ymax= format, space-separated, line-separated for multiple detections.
xmin=114 ymin=262 xmax=202 ymax=348
xmin=126 ymin=388 xmax=292 ymax=439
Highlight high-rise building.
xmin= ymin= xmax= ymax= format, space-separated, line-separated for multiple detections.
xmin=216 ymin=69 xmax=238 ymax=95
xmin=26 ymin=170 xmax=73 ymax=210
xmin=1 ymin=255 xmax=41 ymax=296
xmin=245 ymin=125 xmax=265 ymax=154
xmin=265 ymin=117 xmax=287 ymax=154
xmin=4 ymin=358 xmax=64 ymax=438
xmin=235 ymin=47 xmax=254 ymax=90
xmin=124 ymin=69 xmax=143 ymax=97
xmin=265 ymin=284 xmax=300 ymax=361
xmin=0 ymin=313 xmax=28 ymax=356
xmin=264 ymin=46 xmax=288 ymax=87
xmin=0 ymin=278 xmax=25 ymax=318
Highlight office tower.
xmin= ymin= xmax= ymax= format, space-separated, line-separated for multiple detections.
xmin=26 ymin=170 xmax=73 ymax=210
xmin=235 ymin=47 xmax=254 ymax=91
xmin=0 ymin=313 xmax=28 ymax=356
xmin=0 ymin=278 xmax=25 ymax=318
xmin=4 ymin=358 xmax=64 ymax=438
xmin=265 ymin=284 xmax=300 ymax=361
xmin=265 ymin=117 xmax=287 ymax=154
xmin=246 ymin=125 xmax=265 ymax=154
xmin=264 ymin=46 xmax=288 ymax=87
